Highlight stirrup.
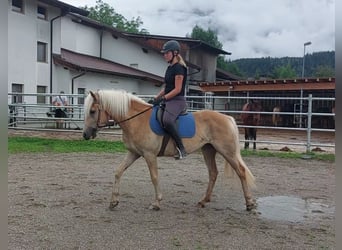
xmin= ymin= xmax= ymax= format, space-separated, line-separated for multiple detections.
xmin=174 ymin=147 xmax=187 ymax=160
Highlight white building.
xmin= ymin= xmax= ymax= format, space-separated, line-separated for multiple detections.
xmin=8 ymin=0 xmax=231 ymax=107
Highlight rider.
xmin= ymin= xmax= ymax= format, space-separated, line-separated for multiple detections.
xmin=152 ymin=40 xmax=188 ymax=159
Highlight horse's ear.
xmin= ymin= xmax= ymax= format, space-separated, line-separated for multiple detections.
xmin=90 ymin=91 xmax=98 ymax=103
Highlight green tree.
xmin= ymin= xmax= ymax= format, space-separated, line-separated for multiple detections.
xmin=217 ymin=57 xmax=244 ymax=77
xmin=189 ymin=25 xmax=223 ymax=49
xmin=83 ymin=0 xmax=148 ymax=34
xmin=272 ymin=64 xmax=297 ymax=79
xmin=189 ymin=25 xmax=243 ymax=76
xmin=314 ymin=65 xmax=335 ymax=77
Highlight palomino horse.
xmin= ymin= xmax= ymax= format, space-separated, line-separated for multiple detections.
xmin=83 ymin=90 xmax=256 ymax=211
xmin=272 ymin=106 xmax=281 ymax=127
xmin=241 ymin=100 xmax=262 ymax=150
xmin=272 ymin=103 xmax=295 ymax=127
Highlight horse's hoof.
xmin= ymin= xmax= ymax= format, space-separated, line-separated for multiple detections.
xmin=109 ymin=201 xmax=119 ymax=210
xmin=149 ymin=204 xmax=160 ymax=211
xmin=246 ymin=203 xmax=257 ymax=211
xmin=197 ymin=202 xmax=205 ymax=208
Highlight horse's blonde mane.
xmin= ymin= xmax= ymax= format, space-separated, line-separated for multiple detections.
xmin=84 ymin=89 xmax=146 ymax=118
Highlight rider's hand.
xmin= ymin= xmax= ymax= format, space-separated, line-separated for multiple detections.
xmin=152 ymin=96 xmax=165 ymax=106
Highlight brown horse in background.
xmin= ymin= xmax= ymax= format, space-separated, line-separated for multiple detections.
xmin=241 ymin=100 xmax=262 ymax=150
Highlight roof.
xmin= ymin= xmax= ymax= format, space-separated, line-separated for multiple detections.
xmin=123 ymin=33 xmax=231 ymax=56
xmin=38 ymin=0 xmax=89 ymax=16
xmin=53 ymin=49 xmax=164 ymax=85
xmin=64 ymin=15 xmax=231 ymax=57
xmin=67 ymin=13 xmax=126 ymax=39
xmin=216 ymin=68 xmax=243 ymax=81
xmin=199 ymin=78 xmax=336 ymax=93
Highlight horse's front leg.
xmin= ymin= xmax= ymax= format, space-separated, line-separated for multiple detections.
xmin=144 ymin=154 xmax=162 ymax=210
xmin=253 ymin=128 xmax=257 ymax=150
xmin=109 ymin=151 xmax=141 ymax=210
xmin=244 ymin=128 xmax=249 ymax=149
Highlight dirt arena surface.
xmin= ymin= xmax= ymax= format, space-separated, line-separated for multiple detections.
xmin=8 ymin=129 xmax=335 ymax=249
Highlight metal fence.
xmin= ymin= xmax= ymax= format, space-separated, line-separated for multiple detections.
xmin=8 ymin=92 xmax=335 ymax=153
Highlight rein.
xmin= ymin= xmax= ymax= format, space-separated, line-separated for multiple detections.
xmin=97 ymin=105 xmax=153 ymax=128
xmin=115 ymin=106 xmax=153 ymax=125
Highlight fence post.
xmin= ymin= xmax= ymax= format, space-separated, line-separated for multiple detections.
xmin=306 ymin=94 xmax=313 ymax=153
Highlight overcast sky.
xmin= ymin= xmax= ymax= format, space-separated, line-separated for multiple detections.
xmin=62 ymin=0 xmax=335 ymax=60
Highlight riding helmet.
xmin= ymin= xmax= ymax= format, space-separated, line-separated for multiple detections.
xmin=161 ymin=40 xmax=180 ymax=53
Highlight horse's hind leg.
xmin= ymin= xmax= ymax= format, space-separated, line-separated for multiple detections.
xmin=252 ymin=128 xmax=257 ymax=150
xmin=224 ymin=156 xmax=256 ymax=211
xmin=109 ymin=151 xmax=141 ymax=210
xmin=244 ymin=128 xmax=249 ymax=149
xmin=198 ymin=144 xmax=218 ymax=208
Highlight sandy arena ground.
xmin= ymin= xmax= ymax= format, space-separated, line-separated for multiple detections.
xmin=8 ymin=129 xmax=335 ymax=249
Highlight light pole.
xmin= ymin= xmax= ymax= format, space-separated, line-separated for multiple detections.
xmin=301 ymin=41 xmax=312 ymax=78
xmin=300 ymin=41 xmax=311 ymax=128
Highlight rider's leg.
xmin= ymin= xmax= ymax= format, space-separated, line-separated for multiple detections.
xmin=164 ymin=123 xmax=187 ymax=159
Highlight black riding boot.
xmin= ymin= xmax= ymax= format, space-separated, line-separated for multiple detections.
xmin=164 ymin=123 xmax=187 ymax=160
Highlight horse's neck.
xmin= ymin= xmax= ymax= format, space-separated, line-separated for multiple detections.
xmin=128 ymin=100 xmax=149 ymax=115
xmin=116 ymin=100 xmax=150 ymax=130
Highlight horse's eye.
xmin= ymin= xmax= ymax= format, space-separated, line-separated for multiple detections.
xmin=90 ymin=110 xmax=96 ymax=115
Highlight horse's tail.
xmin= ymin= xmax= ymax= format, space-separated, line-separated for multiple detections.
xmin=224 ymin=116 xmax=256 ymax=189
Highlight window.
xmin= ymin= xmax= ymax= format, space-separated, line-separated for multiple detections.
xmin=37 ymin=5 xmax=47 ymax=20
xmin=12 ymin=0 xmax=24 ymax=13
xmin=12 ymin=83 xmax=23 ymax=103
xmin=37 ymin=42 xmax=47 ymax=62
xmin=78 ymin=88 xmax=85 ymax=105
xmin=37 ymin=86 xmax=47 ymax=104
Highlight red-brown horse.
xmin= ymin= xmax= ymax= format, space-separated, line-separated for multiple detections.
xmin=241 ymin=100 xmax=262 ymax=150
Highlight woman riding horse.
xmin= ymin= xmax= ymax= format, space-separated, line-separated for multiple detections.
xmin=82 ymin=90 xmax=256 ymax=211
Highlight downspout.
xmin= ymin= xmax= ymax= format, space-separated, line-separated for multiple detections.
xmin=50 ymin=12 xmax=67 ymax=102
xmin=71 ymin=72 xmax=86 ymax=106
xmin=100 ymin=29 xmax=104 ymax=58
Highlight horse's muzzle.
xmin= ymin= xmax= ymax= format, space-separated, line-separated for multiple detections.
xmin=83 ymin=128 xmax=97 ymax=140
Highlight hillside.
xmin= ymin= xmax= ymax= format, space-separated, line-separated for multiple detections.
xmin=230 ymin=51 xmax=335 ymax=79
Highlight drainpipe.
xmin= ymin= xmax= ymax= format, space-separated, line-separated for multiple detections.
xmin=71 ymin=72 xmax=86 ymax=105
xmin=100 ymin=29 xmax=103 ymax=58
xmin=50 ymin=11 xmax=67 ymax=102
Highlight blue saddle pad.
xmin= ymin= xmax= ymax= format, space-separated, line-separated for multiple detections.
xmin=149 ymin=106 xmax=196 ymax=138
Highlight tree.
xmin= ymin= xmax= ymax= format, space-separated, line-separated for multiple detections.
xmin=82 ymin=0 xmax=148 ymax=34
xmin=189 ymin=25 xmax=223 ymax=49
xmin=272 ymin=64 xmax=297 ymax=79
xmin=189 ymin=25 xmax=242 ymax=75
xmin=217 ymin=57 xmax=244 ymax=77
xmin=314 ymin=65 xmax=335 ymax=77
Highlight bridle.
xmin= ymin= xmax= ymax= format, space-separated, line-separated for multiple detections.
xmin=95 ymin=103 xmax=153 ymax=129
xmin=95 ymin=104 xmax=114 ymax=128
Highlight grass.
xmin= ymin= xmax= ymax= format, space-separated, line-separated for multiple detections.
xmin=8 ymin=136 xmax=335 ymax=162
xmin=241 ymin=148 xmax=335 ymax=162
xmin=8 ymin=136 xmax=126 ymax=154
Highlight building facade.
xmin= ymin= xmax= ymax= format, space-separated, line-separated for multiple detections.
xmin=7 ymin=0 xmax=230 ymax=106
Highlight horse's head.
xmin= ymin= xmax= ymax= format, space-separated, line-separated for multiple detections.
xmin=83 ymin=91 xmax=113 ymax=140
xmin=242 ymin=100 xmax=262 ymax=125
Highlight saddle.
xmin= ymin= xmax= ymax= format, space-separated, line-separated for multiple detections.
xmin=149 ymin=106 xmax=195 ymax=138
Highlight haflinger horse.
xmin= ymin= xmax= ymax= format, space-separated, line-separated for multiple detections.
xmin=83 ymin=89 xmax=256 ymax=211
xmin=272 ymin=103 xmax=295 ymax=127
xmin=241 ymin=100 xmax=262 ymax=150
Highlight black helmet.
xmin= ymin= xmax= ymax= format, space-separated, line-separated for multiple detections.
xmin=161 ymin=40 xmax=180 ymax=53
